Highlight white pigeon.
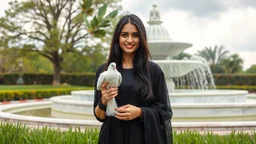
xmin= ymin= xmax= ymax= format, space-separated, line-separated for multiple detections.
xmin=97 ymin=62 xmax=122 ymax=116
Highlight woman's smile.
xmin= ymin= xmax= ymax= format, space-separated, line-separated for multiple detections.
xmin=119 ymin=23 xmax=140 ymax=55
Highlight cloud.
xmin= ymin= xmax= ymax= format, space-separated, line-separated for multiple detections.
xmin=133 ymin=2 xmax=256 ymax=69
xmin=223 ymin=0 xmax=256 ymax=9
xmin=123 ymin=0 xmax=256 ymax=18
xmin=161 ymin=0 xmax=225 ymax=17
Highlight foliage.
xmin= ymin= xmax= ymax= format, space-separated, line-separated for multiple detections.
xmin=0 ymin=0 xmax=119 ymax=85
xmin=213 ymin=74 xmax=256 ymax=86
xmin=196 ymin=45 xmax=229 ymax=65
xmin=0 ymin=86 xmax=92 ymax=101
xmin=219 ymin=54 xmax=244 ymax=74
xmin=1 ymin=123 xmax=256 ymax=144
xmin=196 ymin=45 xmax=229 ymax=73
xmin=0 ymin=123 xmax=99 ymax=144
xmin=173 ymin=52 xmax=192 ymax=60
xmin=0 ymin=73 xmax=96 ymax=86
xmin=0 ymin=48 xmax=53 ymax=74
xmin=216 ymin=85 xmax=256 ymax=93
xmin=0 ymin=48 xmax=20 ymax=73
xmin=61 ymin=43 xmax=107 ymax=73
xmin=246 ymin=65 xmax=256 ymax=74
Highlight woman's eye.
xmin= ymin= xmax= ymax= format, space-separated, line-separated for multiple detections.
xmin=133 ymin=34 xmax=139 ymax=38
xmin=121 ymin=33 xmax=128 ymax=37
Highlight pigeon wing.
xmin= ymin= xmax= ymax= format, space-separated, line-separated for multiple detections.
xmin=97 ymin=72 xmax=106 ymax=90
xmin=117 ymin=72 xmax=122 ymax=87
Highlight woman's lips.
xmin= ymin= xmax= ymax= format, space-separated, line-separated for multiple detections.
xmin=125 ymin=44 xmax=134 ymax=49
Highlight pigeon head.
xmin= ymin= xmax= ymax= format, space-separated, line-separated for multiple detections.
xmin=108 ymin=62 xmax=116 ymax=70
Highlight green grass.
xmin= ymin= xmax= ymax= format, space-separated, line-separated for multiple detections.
xmin=0 ymin=85 xmax=93 ymax=91
xmin=1 ymin=123 xmax=256 ymax=144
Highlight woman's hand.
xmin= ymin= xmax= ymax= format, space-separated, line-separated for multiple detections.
xmin=101 ymin=82 xmax=118 ymax=105
xmin=114 ymin=104 xmax=142 ymax=120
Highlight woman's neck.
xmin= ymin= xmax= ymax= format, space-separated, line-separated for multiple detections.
xmin=122 ymin=54 xmax=134 ymax=68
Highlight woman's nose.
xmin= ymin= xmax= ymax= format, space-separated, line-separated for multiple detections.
xmin=127 ymin=35 xmax=132 ymax=42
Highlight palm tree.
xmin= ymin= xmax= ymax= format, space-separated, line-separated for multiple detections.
xmin=220 ymin=54 xmax=244 ymax=73
xmin=173 ymin=52 xmax=192 ymax=60
xmin=246 ymin=65 xmax=256 ymax=74
xmin=196 ymin=45 xmax=229 ymax=73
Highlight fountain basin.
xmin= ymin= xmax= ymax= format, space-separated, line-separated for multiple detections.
xmin=170 ymin=90 xmax=248 ymax=103
xmin=51 ymin=95 xmax=94 ymax=119
xmin=148 ymin=41 xmax=192 ymax=60
xmin=47 ymin=89 xmax=255 ymax=121
xmin=154 ymin=60 xmax=204 ymax=77
xmin=0 ymin=102 xmax=100 ymax=129
xmin=65 ymin=89 xmax=248 ymax=103
xmin=1 ymin=100 xmax=256 ymax=132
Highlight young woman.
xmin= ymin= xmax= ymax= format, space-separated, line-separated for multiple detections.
xmin=93 ymin=14 xmax=173 ymax=144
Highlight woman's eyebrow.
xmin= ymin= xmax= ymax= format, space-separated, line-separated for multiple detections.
xmin=120 ymin=32 xmax=139 ymax=34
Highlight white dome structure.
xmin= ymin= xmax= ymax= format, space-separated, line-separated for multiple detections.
xmin=146 ymin=4 xmax=192 ymax=59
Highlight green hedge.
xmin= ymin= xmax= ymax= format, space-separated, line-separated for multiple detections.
xmin=1 ymin=123 xmax=256 ymax=144
xmin=0 ymin=73 xmax=255 ymax=87
xmin=0 ymin=73 xmax=96 ymax=86
xmin=216 ymin=85 xmax=256 ymax=93
xmin=213 ymin=74 xmax=256 ymax=86
xmin=0 ymin=88 xmax=92 ymax=102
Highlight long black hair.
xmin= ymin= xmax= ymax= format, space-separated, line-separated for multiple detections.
xmin=106 ymin=14 xmax=153 ymax=102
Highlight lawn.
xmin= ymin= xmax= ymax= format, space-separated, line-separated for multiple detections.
xmin=0 ymin=85 xmax=93 ymax=91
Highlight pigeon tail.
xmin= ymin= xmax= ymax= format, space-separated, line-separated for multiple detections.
xmin=106 ymin=98 xmax=118 ymax=116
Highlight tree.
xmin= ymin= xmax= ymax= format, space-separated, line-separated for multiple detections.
xmin=0 ymin=48 xmax=20 ymax=73
xmin=0 ymin=48 xmax=53 ymax=74
xmin=0 ymin=0 xmax=118 ymax=85
xmin=173 ymin=52 xmax=192 ymax=60
xmin=246 ymin=64 xmax=256 ymax=74
xmin=196 ymin=45 xmax=229 ymax=73
xmin=61 ymin=44 xmax=106 ymax=73
xmin=220 ymin=54 xmax=244 ymax=74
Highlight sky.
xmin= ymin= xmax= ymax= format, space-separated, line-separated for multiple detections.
xmin=121 ymin=0 xmax=256 ymax=70
xmin=0 ymin=0 xmax=255 ymax=70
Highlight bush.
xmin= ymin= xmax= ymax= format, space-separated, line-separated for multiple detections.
xmin=1 ymin=73 xmax=96 ymax=86
xmin=213 ymin=74 xmax=256 ymax=86
xmin=0 ymin=87 xmax=92 ymax=102
xmin=216 ymin=85 xmax=256 ymax=93
xmin=0 ymin=123 xmax=256 ymax=144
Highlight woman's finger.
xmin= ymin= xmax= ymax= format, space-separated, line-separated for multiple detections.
xmin=101 ymin=82 xmax=109 ymax=90
xmin=115 ymin=110 xmax=130 ymax=117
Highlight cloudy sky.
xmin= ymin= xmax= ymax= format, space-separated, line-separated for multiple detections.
xmin=0 ymin=0 xmax=255 ymax=70
xmin=121 ymin=0 xmax=256 ymax=70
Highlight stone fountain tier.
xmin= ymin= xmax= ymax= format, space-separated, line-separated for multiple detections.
xmin=67 ymin=90 xmax=248 ymax=104
xmin=2 ymin=101 xmax=256 ymax=131
xmin=170 ymin=90 xmax=248 ymax=103
xmin=153 ymin=60 xmax=204 ymax=78
xmin=146 ymin=10 xmax=193 ymax=60
xmin=149 ymin=41 xmax=192 ymax=60
xmin=48 ymin=89 xmax=254 ymax=121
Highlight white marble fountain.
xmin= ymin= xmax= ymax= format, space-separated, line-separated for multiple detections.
xmin=0 ymin=4 xmax=256 ymax=131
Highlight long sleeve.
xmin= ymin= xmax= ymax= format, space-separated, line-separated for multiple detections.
xmin=93 ymin=64 xmax=106 ymax=122
xmin=141 ymin=62 xmax=173 ymax=144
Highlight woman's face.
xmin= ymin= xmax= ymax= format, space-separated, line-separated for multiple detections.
xmin=119 ymin=23 xmax=140 ymax=56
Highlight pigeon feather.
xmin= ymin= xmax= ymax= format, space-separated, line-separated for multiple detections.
xmin=96 ymin=62 xmax=122 ymax=116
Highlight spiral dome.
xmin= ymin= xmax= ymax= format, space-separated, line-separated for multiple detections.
xmin=146 ymin=21 xmax=171 ymax=41
xmin=146 ymin=4 xmax=192 ymax=60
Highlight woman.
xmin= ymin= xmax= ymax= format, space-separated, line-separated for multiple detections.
xmin=93 ymin=14 xmax=173 ymax=144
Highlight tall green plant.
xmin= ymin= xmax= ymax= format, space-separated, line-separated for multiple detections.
xmin=0 ymin=0 xmax=119 ymax=85
xmin=220 ymin=54 xmax=244 ymax=74
xmin=197 ymin=45 xmax=229 ymax=73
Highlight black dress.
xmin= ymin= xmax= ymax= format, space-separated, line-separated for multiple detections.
xmin=93 ymin=61 xmax=173 ymax=144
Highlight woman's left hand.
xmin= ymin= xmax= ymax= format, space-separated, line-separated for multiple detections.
xmin=115 ymin=104 xmax=142 ymax=120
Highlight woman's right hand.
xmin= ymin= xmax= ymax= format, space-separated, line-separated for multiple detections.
xmin=101 ymin=82 xmax=118 ymax=105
